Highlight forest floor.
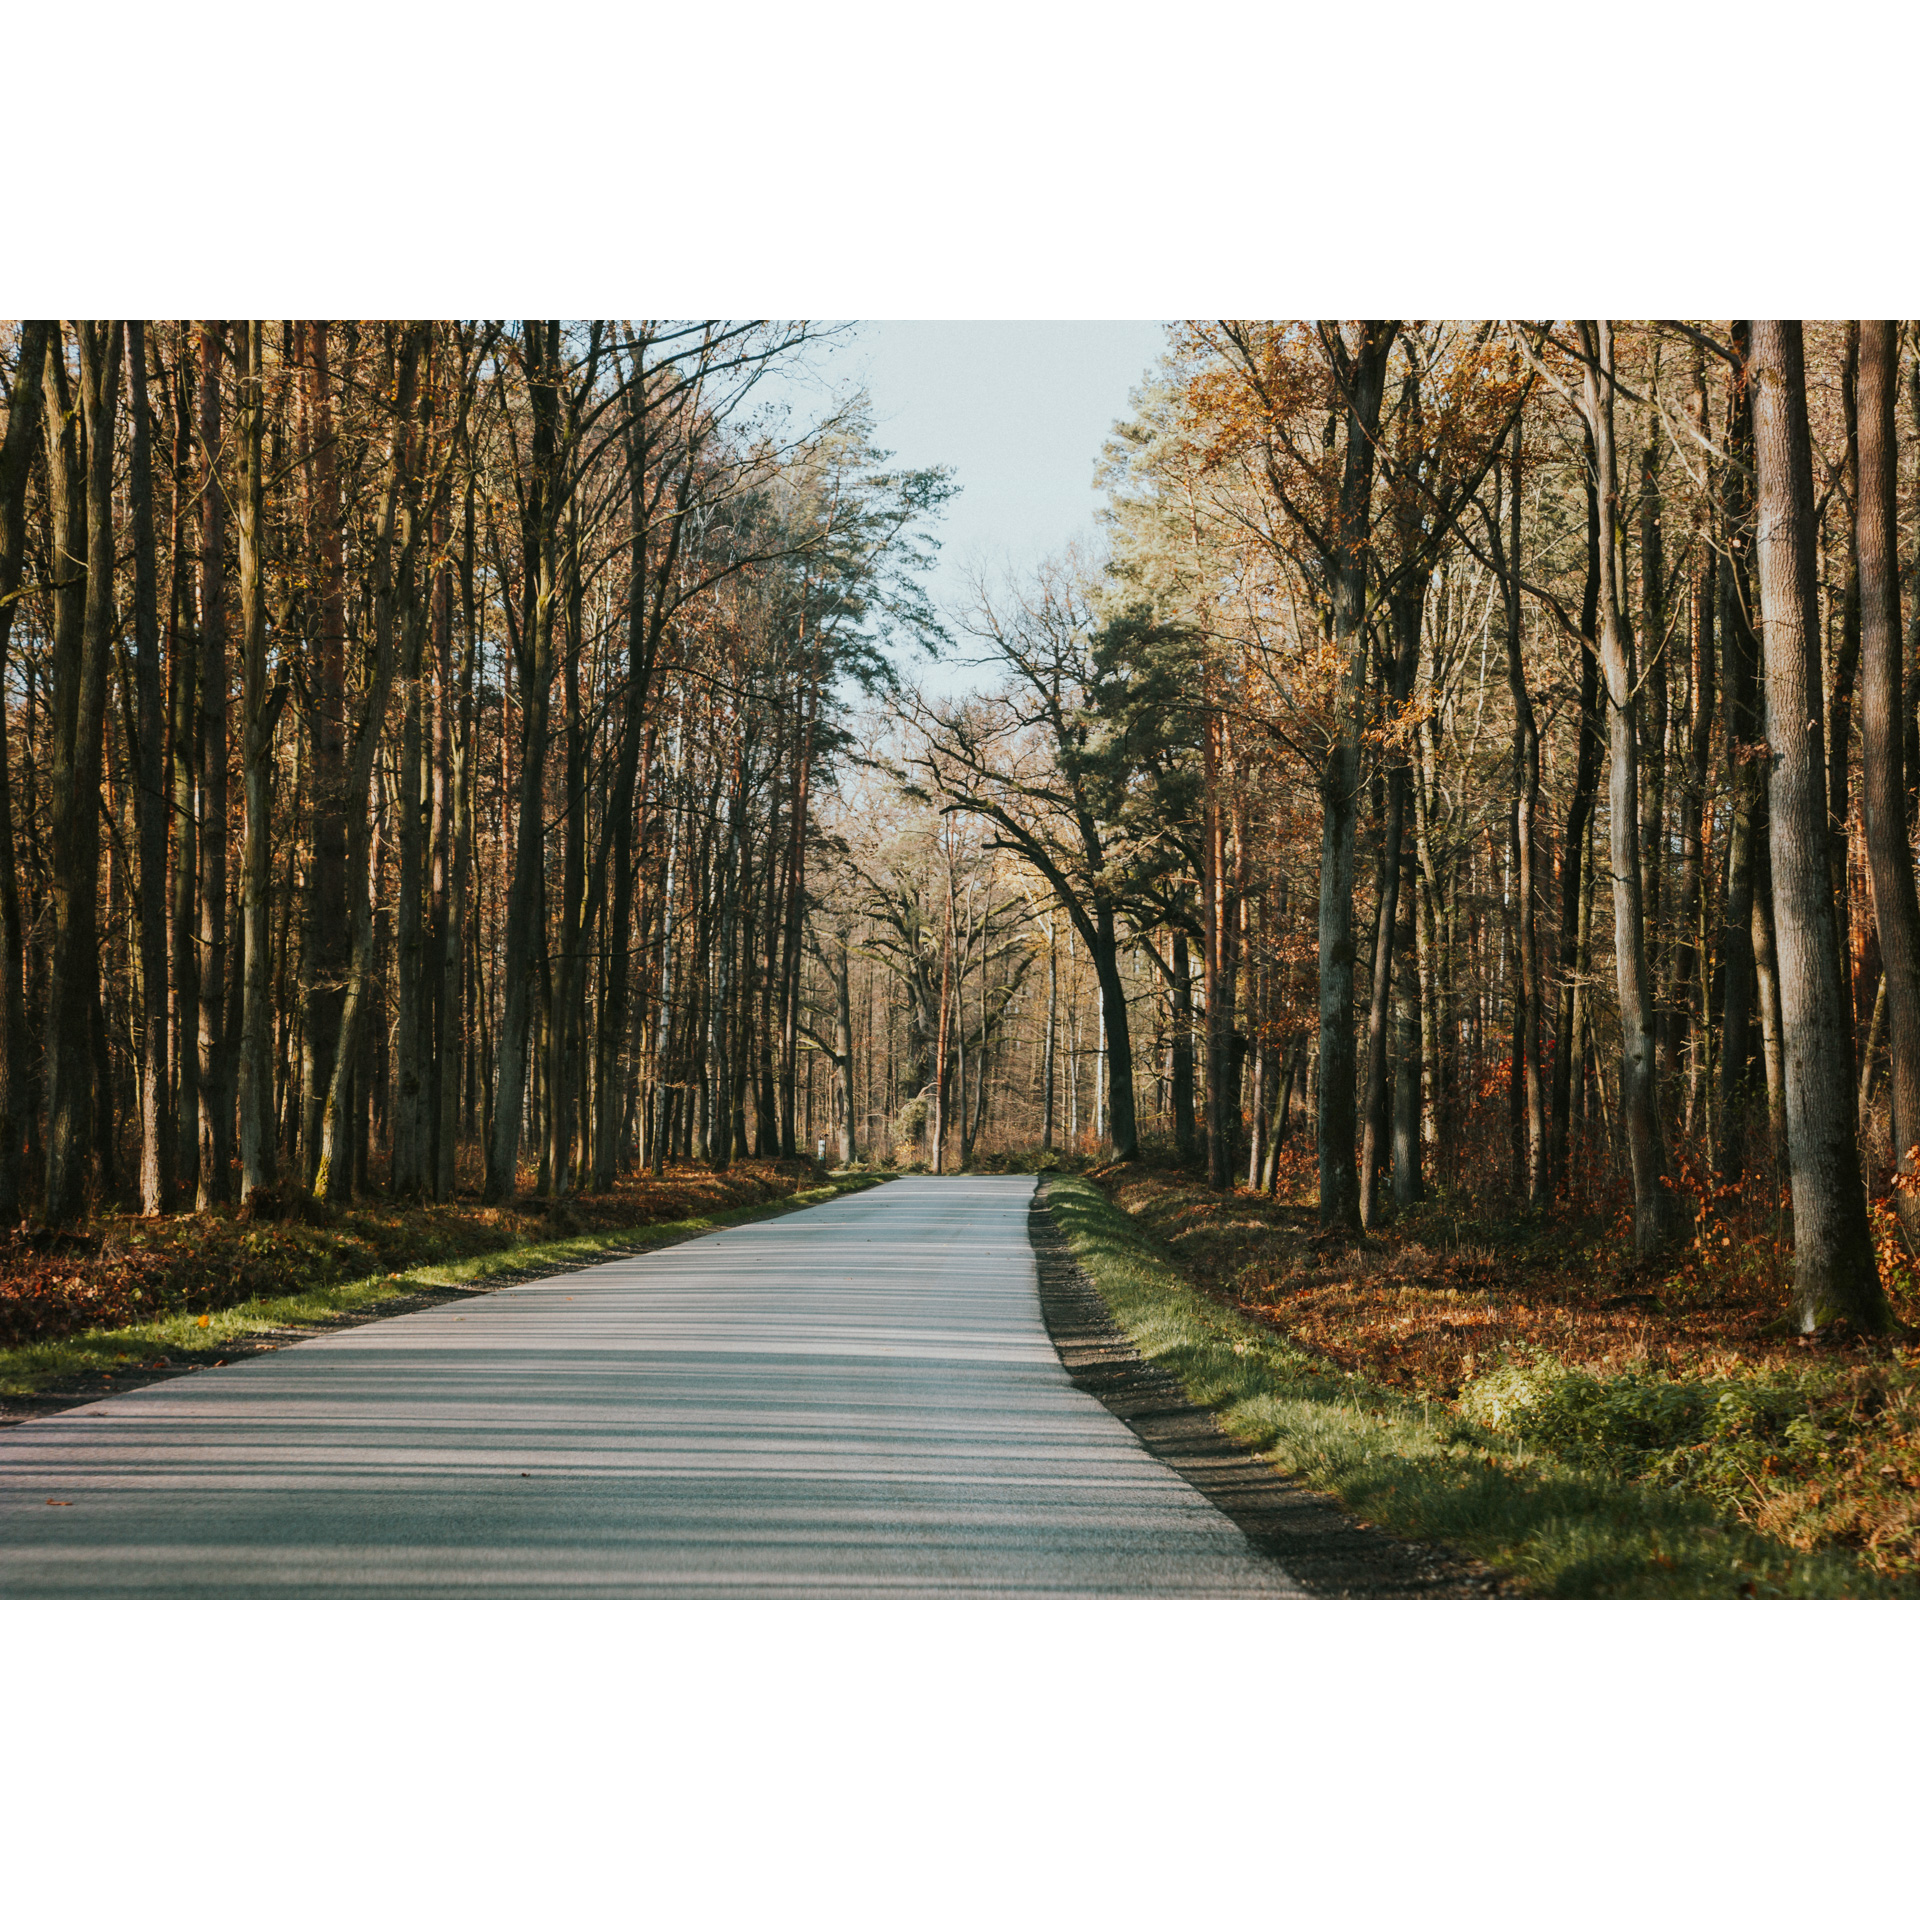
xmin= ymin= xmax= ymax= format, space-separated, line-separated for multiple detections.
xmin=1072 ymin=1153 xmax=1920 ymax=1593
xmin=0 ymin=1161 xmax=890 ymax=1420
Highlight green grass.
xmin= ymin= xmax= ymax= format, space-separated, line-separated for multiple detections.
xmin=0 ymin=1169 xmax=895 ymax=1401
xmin=1043 ymin=1172 xmax=1896 ymax=1598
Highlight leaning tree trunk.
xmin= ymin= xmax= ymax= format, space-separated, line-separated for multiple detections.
xmin=1855 ymin=320 xmax=1920 ymax=1247
xmin=1577 ymin=320 xmax=1671 ymax=1257
xmin=1749 ymin=319 xmax=1889 ymax=1335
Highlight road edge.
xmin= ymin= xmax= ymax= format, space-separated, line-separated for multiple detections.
xmin=0 ymin=1171 xmax=900 ymax=1427
xmin=1029 ymin=1174 xmax=1502 ymax=1599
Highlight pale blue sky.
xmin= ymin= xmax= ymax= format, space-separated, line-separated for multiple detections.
xmin=769 ymin=320 xmax=1171 ymax=666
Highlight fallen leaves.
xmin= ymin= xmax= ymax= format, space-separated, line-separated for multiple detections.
xmin=0 ymin=1163 xmax=813 ymax=1354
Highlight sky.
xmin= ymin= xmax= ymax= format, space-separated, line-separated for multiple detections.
xmin=767 ymin=320 xmax=1171 ymax=683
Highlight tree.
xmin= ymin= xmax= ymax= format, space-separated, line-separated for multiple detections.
xmin=1857 ymin=318 xmax=1920 ymax=1244
xmin=0 ymin=322 xmax=50 ymax=1221
xmin=1748 ymin=320 xmax=1889 ymax=1333
xmin=908 ymin=562 xmax=1144 ymax=1162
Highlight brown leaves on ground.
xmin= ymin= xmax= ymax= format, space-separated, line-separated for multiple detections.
xmin=1091 ymin=1154 xmax=1920 ymax=1580
xmin=1093 ymin=1157 xmax=1833 ymax=1397
xmin=0 ymin=1161 xmax=814 ymax=1351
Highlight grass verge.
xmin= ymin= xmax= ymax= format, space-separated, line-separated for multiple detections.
xmin=1043 ymin=1171 xmax=1900 ymax=1598
xmin=0 ymin=1168 xmax=894 ymax=1406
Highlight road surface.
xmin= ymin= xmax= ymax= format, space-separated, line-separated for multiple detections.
xmin=0 ymin=1176 xmax=1305 ymax=1597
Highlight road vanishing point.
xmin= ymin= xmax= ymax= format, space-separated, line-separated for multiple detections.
xmin=0 ymin=1176 xmax=1307 ymax=1598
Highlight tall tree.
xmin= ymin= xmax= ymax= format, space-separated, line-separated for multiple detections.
xmin=485 ymin=322 xmax=563 ymax=1200
xmin=237 ymin=320 xmax=276 ymax=1200
xmin=315 ymin=324 xmax=426 ymax=1199
xmin=1569 ymin=320 xmax=1672 ymax=1256
xmin=196 ymin=320 xmax=232 ymax=1206
xmin=1749 ymin=319 xmax=1889 ymax=1334
xmin=125 ymin=321 xmax=174 ymax=1213
xmin=1857 ymin=319 xmax=1920 ymax=1243
xmin=43 ymin=323 xmax=123 ymax=1223
xmin=0 ymin=322 xmax=50 ymax=1221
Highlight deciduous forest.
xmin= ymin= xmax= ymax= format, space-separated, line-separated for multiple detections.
xmin=6 ymin=318 xmax=1920 ymax=1587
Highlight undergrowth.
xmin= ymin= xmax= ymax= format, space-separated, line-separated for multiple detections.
xmin=1044 ymin=1170 xmax=1899 ymax=1598
xmin=0 ymin=1166 xmax=894 ymax=1403
xmin=1095 ymin=1145 xmax=1920 ymax=1583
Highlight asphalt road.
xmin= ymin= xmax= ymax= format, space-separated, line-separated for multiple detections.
xmin=0 ymin=1175 xmax=1306 ymax=1598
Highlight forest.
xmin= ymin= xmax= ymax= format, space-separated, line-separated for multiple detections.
xmin=0 ymin=318 xmax=1913 ymax=1368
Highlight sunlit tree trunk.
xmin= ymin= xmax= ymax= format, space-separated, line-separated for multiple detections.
xmin=1855 ymin=319 xmax=1920 ymax=1244
xmin=1362 ymin=569 xmax=1421 ymax=1225
xmin=1749 ymin=318 xmax=1888 ymax=1334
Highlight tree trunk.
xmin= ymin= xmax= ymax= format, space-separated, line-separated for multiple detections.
xmin=485 ymin=322 xmax=560 ymax=1201
xmin=317 ymin=325 xmax=424 ymax=1200
xmin=237 ymin=321 xmax=276 ymax=1201
xmin=1669 ymin=338 xmax=1718 ymax=1141
xmin=1202 ymin=696 xmax=1231 ymax=1189
xmin=1749 ymin=318 xmax=1888 ymax=1334
xmin=299 ymin=321 xmax=349 ymax=1186
xmin=1717 ymin=323 xmax=1765 ymax=1178
xmin=1315 ymin=320 xmax=1397 ymax=1230
xmin=1827 ymin=322 xmax=1864 ymax=1096
xmin=1576 ymin=320 xmax=1671 ymax=1257
xmin=195 ymin=322 xmax=232 ymax=1207
xmin=1855 ymin=319 xmax=1920 ymax=1246
xmin=1495 ymin=418 xmax=1546 ymax=1210
xmin=1550 ymin=432 xmax=1603 ymax=1188
xmin=1042 ymin=912 xmax=1059 ymax=1151
xmin=168 ymin=341 xmax=201 ymax=1204
xmin=0 ymin=322 xmax=50 ymax=1221
xmin=44 ymin=324 xmax=123 ymax=1224
xmin=124 ymin=322 xmax=175 ymax=1214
